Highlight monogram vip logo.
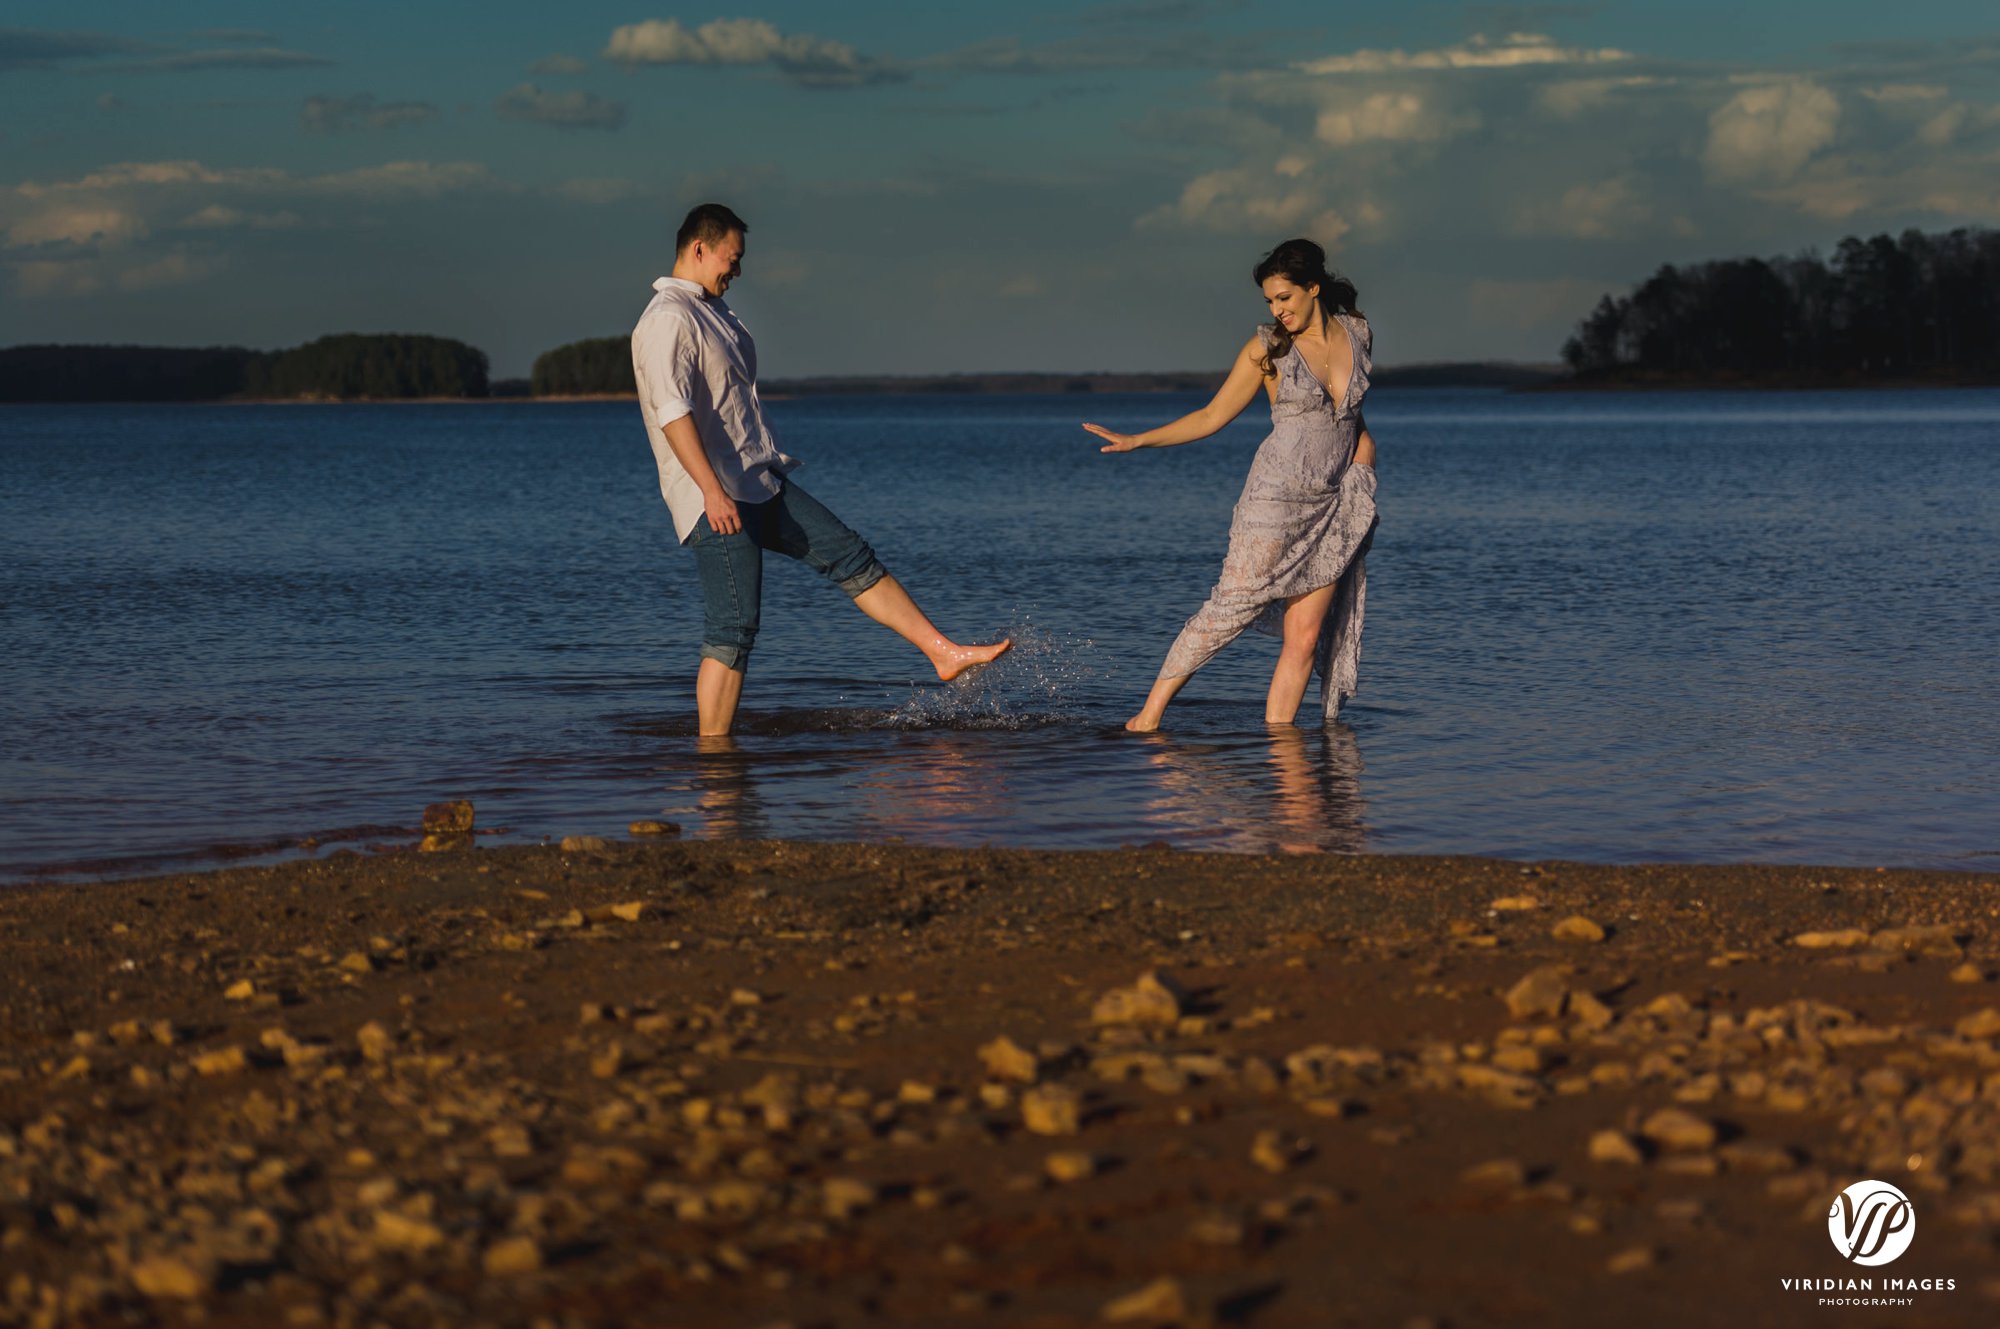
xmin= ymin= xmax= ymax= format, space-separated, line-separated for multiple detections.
xmin=1828 ymin=1180 xmax=1917 ymax=1266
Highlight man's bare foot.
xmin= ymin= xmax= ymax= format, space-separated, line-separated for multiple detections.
xmin=934 ymin=638 xmax=1012 ymax=682
xmin=1124 ymin=712 xmax=1162 ymax=732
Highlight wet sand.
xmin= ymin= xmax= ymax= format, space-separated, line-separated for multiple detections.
xmin=3 ymin=839 xmax=1997 ymax=1327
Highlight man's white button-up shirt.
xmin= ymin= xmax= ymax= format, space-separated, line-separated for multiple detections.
xmin=631 ymin=276 xmax=800 ymax=543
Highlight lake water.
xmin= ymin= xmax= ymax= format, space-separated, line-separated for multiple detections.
xmin=3 ymin=388 xmax=1997 ymax=882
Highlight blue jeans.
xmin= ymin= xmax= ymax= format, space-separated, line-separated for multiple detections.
xmin=687 ymin=480 xmax=887 ymax=669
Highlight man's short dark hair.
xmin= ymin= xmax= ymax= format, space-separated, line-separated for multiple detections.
xmin=676 ymin=203 xmax=748 ymax=254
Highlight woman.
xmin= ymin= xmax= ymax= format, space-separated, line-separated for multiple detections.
xmin=1084 ymin=238 xmax=1378 ymax=732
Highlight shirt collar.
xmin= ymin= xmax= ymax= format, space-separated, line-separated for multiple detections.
xmin=656 ymin=276 xmax=710 ymax=299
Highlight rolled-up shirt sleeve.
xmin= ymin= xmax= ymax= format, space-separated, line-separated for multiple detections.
xmin=634 ymin=314 xmax=698 ymax=426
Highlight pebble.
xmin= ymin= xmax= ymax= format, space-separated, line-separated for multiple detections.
xmin=1251 ymin=1130 xmax=1310 ymax=1174
xmin=421 ymin=800 xmax=474 ymax=833
xmin=1607 ymin=1245 xmax=1657 ymax=1274
xmin=1791 ymin=929 xmax=1870 ymax=950
xmin=1100 ymin=1277 xmax=1188 ymax=1323
xmin=559 ymin=835 xmax=612 ymax=855
xmin=1955 ymin=1008 xmax=2000 ymax=1040
xmin=1187 ymin=1211 xmax=1246 ymax=1246
xmin=372 ymin=1211 xmax=445 ymax=1254
xmin=628 ymin=820 xmax=681 ymax=836
xmin=1568 ymin=989 xmax=1615 ymax=1030
xmin=1871 ymin=924 xmax=1961 ymax=956
xmin=1950 ymin=964 xmax=1986 ymax=984
xmin=1021 ymin=1084 xmax=1082 ymax=1136
xmin=1491 ymin=896 xmax=1541 ymax=912
xmin=1460 ymin=1158 xmax=1526 ymax=1189
xmin=1551 ymin=915 xmax=1606 ymax=943
xmin=1718 ymin=1141 xmax=1797 ymax=1173
xmin=129 ymin=1256 xmax=205 ymax=1299
xmin=223 ymin=979 xmax=255 ymax=1001
xmin=1091 ymin=971 xmax=1186 ymax=1028
xmin=1504 ymin=967 xmax=1571 ymax=1019
xmin=192 ymin=1046 xmax=246 ymax=1077
xmin=821 ymin=1178 xmax=875 ymax=1220
xmin=1045 ymin=1151 xmax=1096 ymax=1182
xmin=356 ymin=1022 xmax=393 ymax=1063
xmin=978 ymin=1036 xmax=1040 ymax=1084
xmin=1588 ymin=1130 xmax=1645 ymax=1165
xmin=482 ymin=1237 xmax=542 ymax=1277
xmin=1640 ymin=1108 xmax=1717 ymax=1152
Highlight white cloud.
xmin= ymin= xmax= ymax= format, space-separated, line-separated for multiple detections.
xmin=530 ymin=53 xmax=589 ymax=76
xmin=1299 ymin=32 xmax=1632 ymax=75
xmin=1860 ymin=83 xmax=1947 ymax=104
xmin=1514 ymin=176 xmax=1651 ymax=239
xmin=114 ymin=47 xmax=332 ymax=73
xmin=14 ymin=258 xmax=99 ymax=297
xmin=179 ymin=204 xmax=300 ymax=230
xmin=115 ymin=250 xmax=220 ymax=291
xmin=3 ymin=157 xmax=507 ymax=299
xmin=1703 ymin=80 xmax=1840 ymax=184
xmin=1755 ymin=152 xmax=2000 ymax=223
xmin=495 ymin=83 xmax=626 ymax=131
xmin=1536 ymin=75 xmax=1666 ymax=118
xmin=1315 ymin=91 xmax=1480 ymax=146
xmin=302 ymin=94 xmax=439 ymax=133
xmin=304 ymin=162 xmax=506 ymax=197
xmin=1138 ymin=165 xmax=1351 ymax=244
xmin=603 ymin=17 xmax=903 ymax=88
xmin=8 ymin=205 xmax=146 ymax=248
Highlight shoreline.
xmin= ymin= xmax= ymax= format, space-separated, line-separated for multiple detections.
xmin=4 ymin=838 xmax=1998 ymax=1325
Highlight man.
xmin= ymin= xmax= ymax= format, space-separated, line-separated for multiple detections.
xmin=632 ymin=203 xmax=1011 ymax=736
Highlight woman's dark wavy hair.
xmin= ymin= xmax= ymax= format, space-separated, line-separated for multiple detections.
xmin=1253 ymin=238 xmax=1360 ymax=376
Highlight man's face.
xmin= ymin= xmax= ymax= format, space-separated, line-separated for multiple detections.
xmin=691 ymin=230 xmax=744 ymax=298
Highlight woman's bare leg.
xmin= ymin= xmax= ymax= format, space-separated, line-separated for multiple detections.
xmin=852 ymin=575 xmax=1012 ymax=681
xmin=1127 ymin=673 xmax=1192 ymax=732
xmin=1265 ymin=584 xmax=1336 ymax=724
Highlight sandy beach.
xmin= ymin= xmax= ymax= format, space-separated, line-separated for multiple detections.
xmin=3 ymin=837 xmax=1997 ymax=1327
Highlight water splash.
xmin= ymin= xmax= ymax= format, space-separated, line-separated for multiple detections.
xmin=886 ymin=615 xmax=1099 ymax=730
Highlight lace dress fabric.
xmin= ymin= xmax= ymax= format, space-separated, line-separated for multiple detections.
xmin=1157 ymin=311 xmax=1379 ymax=722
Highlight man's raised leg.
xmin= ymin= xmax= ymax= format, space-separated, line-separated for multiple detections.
xmin=766 ymin=481 xmax=1010 ymax=681
xmin=851 ymin=576 xmax=1012 ymax=681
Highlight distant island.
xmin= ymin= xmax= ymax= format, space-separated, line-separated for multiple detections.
xmin=0 ymin=332 xmax=1559 ymax=403
xmin=1560 ymin=225 xmax=2000 ymax=388
xmin=9 ymin=224 xmax=1995 ymax=404
xmin=0 ymin=335 xmax=489 ymax=403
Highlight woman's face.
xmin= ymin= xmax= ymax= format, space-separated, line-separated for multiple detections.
xmin=1262 ymin=275 xmax=1321 ymax=334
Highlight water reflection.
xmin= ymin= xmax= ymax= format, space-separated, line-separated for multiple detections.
xmin=686 ymin=735 xmax=769 ymax=839
xmin=1132 ymin=724 xmax=1368 ymax=854
xmin=661 ymin=722 xmax=1368 ymax=855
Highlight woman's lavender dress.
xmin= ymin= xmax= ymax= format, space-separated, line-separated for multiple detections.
xmin=1157 ymin=312 xmax=1379 ymax=722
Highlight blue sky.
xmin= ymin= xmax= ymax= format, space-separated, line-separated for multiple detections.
xmin=4 ymin=2 xmax=1998 ymax=376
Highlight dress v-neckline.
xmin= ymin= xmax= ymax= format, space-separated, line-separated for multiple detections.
xmin=1295 ymin=313 xmax=1355 ymax=411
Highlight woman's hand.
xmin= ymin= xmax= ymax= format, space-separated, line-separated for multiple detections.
xmin=1083 ymin=422 xmax=1144 ymax=453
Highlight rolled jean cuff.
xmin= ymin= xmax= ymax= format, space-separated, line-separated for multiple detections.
xmin=699 ymin=642 xmax=749 ymax=670
xmin=836 ymin=560 xmax=888 ymax=599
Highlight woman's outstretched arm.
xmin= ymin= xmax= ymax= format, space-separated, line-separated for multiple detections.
xmin=1355 ymin=411 xmax=1376 ymax=467
xmin=1082 ymin=336 xmax=1267 ymax=453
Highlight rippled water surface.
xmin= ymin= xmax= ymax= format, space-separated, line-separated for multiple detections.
xmin=3 ymin=388 xmax=1997 ymax=881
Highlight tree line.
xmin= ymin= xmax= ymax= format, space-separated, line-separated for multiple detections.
xmin=1563 ymin=227 xmax=2000 ymax=382
xmin=0 ymin=335 xmax=489 ymax=402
